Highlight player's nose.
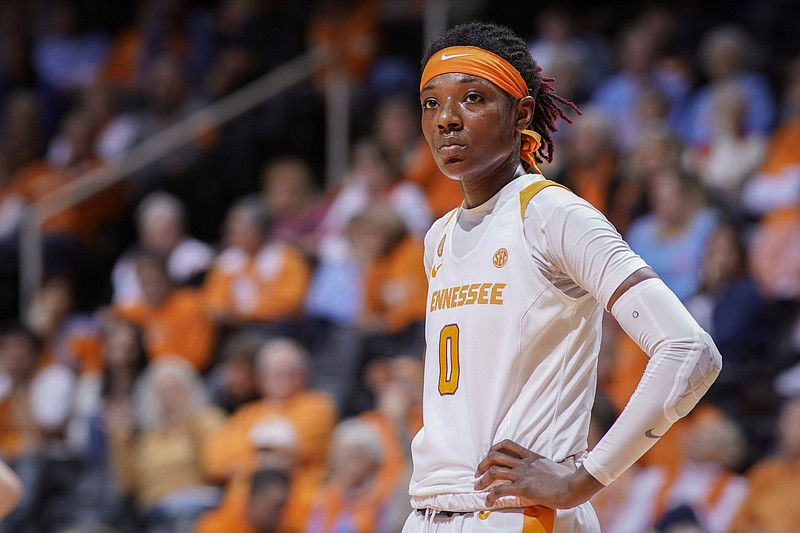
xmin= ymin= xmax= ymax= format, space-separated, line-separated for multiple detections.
xmin=437 ymin=98 xmax=462 ymax=133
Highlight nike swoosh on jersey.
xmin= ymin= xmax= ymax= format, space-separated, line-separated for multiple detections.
xmin=441 ymin=52 xmax=471 ymax=60
xmin=645 ymin=428 xmax=663 ymax=439
xmin=431 ymin=263 xmax=443 ymax=278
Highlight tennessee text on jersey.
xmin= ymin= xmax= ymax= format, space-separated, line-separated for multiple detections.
xmin=429 ymin=282 xmax=506 ymax=312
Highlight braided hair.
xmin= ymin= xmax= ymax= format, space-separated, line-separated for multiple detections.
xmin=422 ymin=21 xmax=580 ymax=166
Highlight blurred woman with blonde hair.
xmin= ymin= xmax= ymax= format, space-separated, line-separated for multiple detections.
xmin=106 ymin=356 xmax=225 ymax=533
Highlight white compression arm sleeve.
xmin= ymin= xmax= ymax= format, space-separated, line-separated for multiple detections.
xmin=582 ymin=278 xmax=722 ymax=486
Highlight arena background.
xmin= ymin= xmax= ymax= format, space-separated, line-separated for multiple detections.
xmin=0 ymin=0 xmax=799 ymax=532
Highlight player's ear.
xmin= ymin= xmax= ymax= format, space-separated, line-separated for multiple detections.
xmin=514 ymin=96 xmax=535 ymax=132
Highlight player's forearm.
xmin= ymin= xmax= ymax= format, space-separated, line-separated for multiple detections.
xmin=584 ymin=278 xmax=722 ymax=485
xmin=561 ymin=466 xmax=604 ymax=508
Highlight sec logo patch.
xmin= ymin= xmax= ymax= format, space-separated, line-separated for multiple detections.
xmin=493 ymin=248 xmax=508 ymax=268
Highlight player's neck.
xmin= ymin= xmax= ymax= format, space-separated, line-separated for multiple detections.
xmin=460 ymin=163 xmax=525 ymax=209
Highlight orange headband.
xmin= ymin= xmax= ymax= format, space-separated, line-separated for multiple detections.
xmin=420 ymin=46 xmax=542 ymax=172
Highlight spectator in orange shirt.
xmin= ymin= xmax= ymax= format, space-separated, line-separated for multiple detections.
xmin=731 ymin=396 xmax=800 ymax=533
xmin=203 ymin=337 xmax=337 ymax=483
xmin=15 ymin=110 xmax=121 ymax=243
xmin=100 ymin=0 xmax=190 ymax=92
xmin=198 ymin=417 xmax=302 ymax=533
xmin=199 ymin=338 xmax=337 ymax=532
xmin=357 ymin=204 xmax=426 ymax=334
xmin=355 ymin=204 xmax=427 ymax=358
xmin=307 ymin=0 xmax=379 ymax=89
xmin=116 ymin=250 xmax=216 ymax=372
xmin=204 ymin=196 xmax=311 ymax=329
xmin=557 ymin=108 xmax=619 ymax=216
xmin=11 ymin=110 xmax=120 ymax=314
xmin=741 ymin=57 xmax=800 ymax=300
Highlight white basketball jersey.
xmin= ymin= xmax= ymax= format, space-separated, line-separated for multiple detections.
xmin=409 ymin=174 xmax=604 ymax=510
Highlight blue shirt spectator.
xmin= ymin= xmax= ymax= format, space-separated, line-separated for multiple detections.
xmin=679 ymin=25 xmax=776 ymax=147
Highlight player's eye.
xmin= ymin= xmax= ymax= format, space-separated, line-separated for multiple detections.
xmin=422 ymin=98 xmax=438 ymax=110
xmin=465 ymin=92 xmax=482 ymax=103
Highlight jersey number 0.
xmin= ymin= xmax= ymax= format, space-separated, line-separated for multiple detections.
xmin=438 ymin=324 xmax=460 ymax=395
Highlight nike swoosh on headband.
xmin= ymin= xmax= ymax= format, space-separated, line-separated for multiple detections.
xmin=441 ymin=52 xmax=472 ymax=60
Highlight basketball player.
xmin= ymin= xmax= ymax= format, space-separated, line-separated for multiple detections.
xmin=403 ymin=21 xmax=722 ymax=532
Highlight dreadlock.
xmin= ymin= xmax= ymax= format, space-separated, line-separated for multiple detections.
xmin=422 ymin=21 xmax=581 ymax=166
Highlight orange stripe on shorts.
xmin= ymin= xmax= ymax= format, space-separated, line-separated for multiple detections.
xmin=522 ymin=506 xmax=555 ymax=533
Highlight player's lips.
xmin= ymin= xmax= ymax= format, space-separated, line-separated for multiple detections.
xmin=438 ymin=142 xmax=466 ymax=156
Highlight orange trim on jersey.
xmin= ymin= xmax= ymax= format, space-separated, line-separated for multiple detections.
xmin=420 ymin=46 xmax=543 ymax=173
xmin=519 ymin=179 xmax=571 ymax=220
xmin=443 ymin=207 xmax=459 ymax=226
xmin=523 ymin=506 xmax=555 ymax=533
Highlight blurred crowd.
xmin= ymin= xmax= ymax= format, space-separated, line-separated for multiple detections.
xmin=0 ymin=0 xmax=800 ymax=532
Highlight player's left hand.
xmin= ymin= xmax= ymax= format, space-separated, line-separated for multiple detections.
xmin=474 ymin=439 xmax=602 ymax=509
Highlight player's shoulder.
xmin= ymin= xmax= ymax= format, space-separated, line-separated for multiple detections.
xmin=519 ymin=174 xmax=591 ymax=221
